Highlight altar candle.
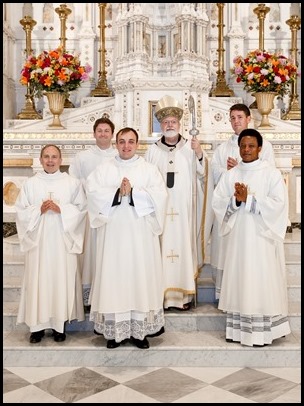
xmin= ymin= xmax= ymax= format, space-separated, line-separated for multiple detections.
xmin=290 ymin=3 xmax=300 ymax=17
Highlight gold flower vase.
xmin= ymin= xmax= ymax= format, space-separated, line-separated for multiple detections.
xmin=45 ymin=92 xmax=66 ymax=129
xmin=253 ymin=92 xmax=277 ymax=129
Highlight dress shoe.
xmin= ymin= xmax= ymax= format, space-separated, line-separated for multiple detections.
xmin=131 ymin=337 xmax=150 ymax=349
xmin=29 ymin=330 xmax=45 ymax=343
xmin=84 ymin=305 xmax=91 ymax=313
xmin=253 ymin=344 xmax=268 ymax=347
xmin=226 ymin=338 xmax=240 ymax=343
xmin=52 ymin=330 xmax=66 ymax=342
xmin=106 ymin=339 xmax=120 ymax=349
xmin=146 ymin=326 xmax=165 ymax=338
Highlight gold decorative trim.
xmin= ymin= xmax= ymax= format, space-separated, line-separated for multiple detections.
xmin=216 ymin=132 xmax=301 ymax=141
xmin=292 ymin=157 xmax=301 ymax=167
xmin=3 ymin=133 xmax=94 ymax=140
xmin=3 ymin=158 xmax=33 ymax=167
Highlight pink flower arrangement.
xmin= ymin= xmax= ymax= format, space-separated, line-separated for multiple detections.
xmin=231 ymin=49 xmax=298 ymax=98
xmin=20 ymin=46 xmax=92 ymax=98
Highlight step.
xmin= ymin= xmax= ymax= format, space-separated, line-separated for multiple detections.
xmin=284 ymin=228 xmax=301 ymax=261
xmin=2 ymin=261 xmax=24 ymax=278
xmin=201 ymin=261 xmax=301 ymax=281
xmin=4 ymin=228 xmax=300 ymax=263
xmin=3 ymin=301 xmax=301 ymax=333
xmin=3 ymin=234 xmax=24 ymax=262
xmin=3 ymin=274 xmax=300 ymax=304
xmin=3 ymin=302 xmax=225 ymax=332
xmin=4 ymin=258 xmax=300 ymax=297
xmin=3 ymin=329 xmax=301 ymax=368
xmin=197 ymin=283 xmax=300 ymax=304
xmin=287 ymin=301 xmax=302 ymax=331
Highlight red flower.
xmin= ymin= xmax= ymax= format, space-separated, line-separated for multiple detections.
xmin=231 ymin=49 xmax=298 ymax=98
xmin=19 ymin=46 xmax=92 ymax=98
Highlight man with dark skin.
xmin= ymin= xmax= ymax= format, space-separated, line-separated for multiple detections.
xmin=212 ymin=129 xmax=291 ymax=347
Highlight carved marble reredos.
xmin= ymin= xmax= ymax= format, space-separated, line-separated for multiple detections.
xmin=5 ymin=94 xmax=301 ymax=138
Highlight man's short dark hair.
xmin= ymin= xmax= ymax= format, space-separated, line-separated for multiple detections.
xmin=93 ymin=117 xmax=115 ymax=134
xmin=116 ymin=127 xmax=139 ymax=142
xmin=238 ymin=128 xmax=263 ymax=147
xmin=230 ymin=103 xmax=251 ymax=117
xmin=40 ymin=144 xmax=61 ymax=158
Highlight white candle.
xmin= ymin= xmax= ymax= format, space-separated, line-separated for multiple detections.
xmin=290 ymin=3 xmax=300 ymax=17
xmin=23 ymin=3 xmax=33 ymax=18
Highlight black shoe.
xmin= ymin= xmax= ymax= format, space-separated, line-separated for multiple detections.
xmin=84 ymin=305 xmax=91 ymax=313
xmin=52 ymin=330 xmax=66 ymax=342
xmin=131 ymin=337 xmax=150 ymax=349
xmin=107 ymin=339 xmax=120 ymax=349
xmin=94 ymin=329 xmax=103 ymax=336
xmin=146 ymin=326 xmax=165 ymax=338
xmin=226 ymin=338 xmax=240 ymax=343
xmin=29 ymin=330 xmax=45 ymax=343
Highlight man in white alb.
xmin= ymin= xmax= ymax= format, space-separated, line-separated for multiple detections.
xmin=210 ymin=103 xmax=275 ymax=299
xmin=15 ymin=144 xmax=87 ymax=344
xmin=86 ymin=127 xmax=168 ymax=349
xmin=69 ymin=116 xmax=117 ymax=310
xmin=212 ymin=128 xmax=290 ymax=346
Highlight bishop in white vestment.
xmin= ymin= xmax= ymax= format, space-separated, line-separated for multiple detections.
xmin=145 ymin=95 xmax=214 ymax=310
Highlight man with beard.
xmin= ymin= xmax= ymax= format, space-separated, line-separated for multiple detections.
xmin=145 ymin=95 xmax=213 ymax=311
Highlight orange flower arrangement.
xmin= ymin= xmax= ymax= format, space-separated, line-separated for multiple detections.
xmin=231 ymin=49 xmax=298 ymax=98
xmin=20 ymin=46 xmax=92 ymax=98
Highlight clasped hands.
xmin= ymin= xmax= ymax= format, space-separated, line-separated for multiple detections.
xmin=234 ymin=182 xmax=247 ymax=203
xmin=120 ymin=177 xmax=131 ymax=197
xmin=41 ymin=199 xmax=61 ymax=214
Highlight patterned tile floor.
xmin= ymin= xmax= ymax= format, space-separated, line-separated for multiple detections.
xmin=3 ymin=366 xmax=301 ymax=403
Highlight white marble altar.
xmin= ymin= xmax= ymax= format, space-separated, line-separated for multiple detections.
xmin=2 ymin=3 xmax=301 ymax=225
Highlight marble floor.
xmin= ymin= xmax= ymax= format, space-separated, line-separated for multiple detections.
xmin=3 ymin=366 xmax=301 ymax=403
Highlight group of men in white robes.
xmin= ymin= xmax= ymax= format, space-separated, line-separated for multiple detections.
xmin=15 ymin=97 xmax=291 ymax=348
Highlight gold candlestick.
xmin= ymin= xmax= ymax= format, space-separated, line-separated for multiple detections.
xmin=55 ymin=4 xmax=74 ymax=108
xmin=249 ymin=4 xmax=270 ymax=109
xmin=210 ymin=3 xmax=234 ymax=97
xmin=91 ymin=3 xmax=112 ymax=97
xmin=253 ymin=3 xmax=270 ymax=51
xmin=17 ymin=16 xmax=42 ymax=120
xmin=55 ymin=3 xmax=71 ymax=51
xmin=282 ymin=15 xmax=301 ymax=120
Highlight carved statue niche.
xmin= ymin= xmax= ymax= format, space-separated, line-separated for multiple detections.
xmin=158 ymin=35 xmax=166 ymax=58
xmin=43 ymin=3 xmax=54 ymax=23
